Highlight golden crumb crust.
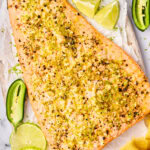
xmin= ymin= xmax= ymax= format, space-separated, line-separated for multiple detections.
xmin=8 ymin=0 xmax=150 ymax=149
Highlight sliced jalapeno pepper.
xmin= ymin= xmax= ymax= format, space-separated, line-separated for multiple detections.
xmin=132 ymin=0 xmax=150 ymax=31
xmin=6 ymin=79 xmax=26 ymax=128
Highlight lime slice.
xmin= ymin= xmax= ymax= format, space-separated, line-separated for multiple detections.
xmin=73 ymin=0 xmax=101 ymax=18
xmin=94 ymin=0 xmax=120 ymax=30
xmin=20 ymin=147 xmax=41 ymax=150
xmin=10 ymin=123 xmax=47 ymax=150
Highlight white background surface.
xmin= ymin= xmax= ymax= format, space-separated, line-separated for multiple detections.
xmin=0 ymin=0 xmax=150 ymax=149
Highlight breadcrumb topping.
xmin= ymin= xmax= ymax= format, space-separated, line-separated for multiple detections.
xmin=10 ymin=0 xmax=150 ymax=149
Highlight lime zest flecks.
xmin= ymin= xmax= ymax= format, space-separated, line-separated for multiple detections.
xmin=109 ymin=36 xmax=115 ymax=41
xmin=8 ymin=63 xmax=22 ymax=75
xmin=15 ymin=53 xmax=18 ymax=57
xmin=114 ymin=26 xmax=118 ymax=31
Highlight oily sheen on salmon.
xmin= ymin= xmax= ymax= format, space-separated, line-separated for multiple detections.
xmin=8 ymin=0 xmax=150 ymax=149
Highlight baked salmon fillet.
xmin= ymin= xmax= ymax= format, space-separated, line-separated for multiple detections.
xmin=8 ymin=0 xmax=150 ymax=149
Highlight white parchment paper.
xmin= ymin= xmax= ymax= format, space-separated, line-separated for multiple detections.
xmin=0 ymin=0 xmax=148 ymax=149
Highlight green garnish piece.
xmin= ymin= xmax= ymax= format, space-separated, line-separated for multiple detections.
xmin=6 ymin=79 xmax=26 ymax=128
xmin=73 ymin=0 xmax=101 ymax=18
xmin=132 ymin=0 xmax=150 ymax=31
xmin=10 ymin=123 xmax=47 ymax=150
xmin=94 ymin=0 xmax=120 ymax=30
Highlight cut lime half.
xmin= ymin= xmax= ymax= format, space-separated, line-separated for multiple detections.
xmin=73 ymin=0 xmax=101 ymax=18
xmin=94 ymin=0 xmax=120 ymax=30
xmin=10 ymin=123 xmax=47 ymax=150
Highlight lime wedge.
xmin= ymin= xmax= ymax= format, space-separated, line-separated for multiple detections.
xmin=10 ymin=123 xmax=47 ymax=150
xmin=94 ymin=0 xmax=120 ymax=30
xmin=73 ymin=0 xmax=101 ymax=18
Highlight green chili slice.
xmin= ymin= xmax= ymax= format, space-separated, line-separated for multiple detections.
xmin=132 ymin=0 xmax=150 ymax=31
xmin=6 ymin=79 xmax=26 ymax=128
